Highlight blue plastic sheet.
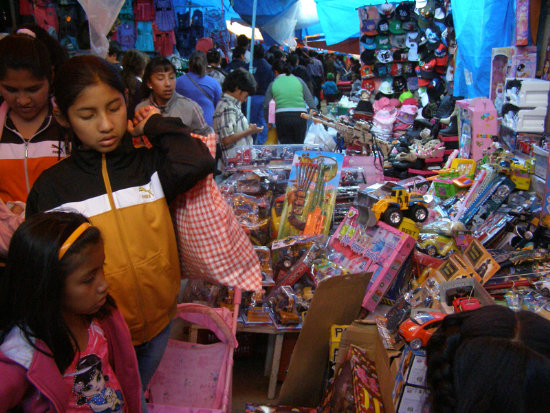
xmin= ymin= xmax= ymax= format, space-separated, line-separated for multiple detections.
xmin=232 ymin=0 xmax=298 ymax=26
xmin=452 ymin=0 xmax=515 ymax=98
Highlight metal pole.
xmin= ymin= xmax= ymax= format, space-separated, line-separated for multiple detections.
xmin=8 ymin=0 xmax=17 ymax=30
xmin=246 ymin=0 xmax=257 ymax=121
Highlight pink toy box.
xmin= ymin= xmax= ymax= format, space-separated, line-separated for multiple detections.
xmin=328 ymin=208 xmax=415 ymax=312
xmin=457 ymin=98 xmax=498 ymax=162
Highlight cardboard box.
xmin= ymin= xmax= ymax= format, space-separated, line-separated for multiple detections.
xmin=335 ymin=321 xmax=398 ymax=413
xmin=278 ymin=272 xmax=372 ymax=407
xmin=329 ymin=325 xmax=349 ymax=378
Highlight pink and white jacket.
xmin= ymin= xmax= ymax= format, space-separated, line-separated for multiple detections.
xmin=0 ymin=309 xmax=142 ymax=412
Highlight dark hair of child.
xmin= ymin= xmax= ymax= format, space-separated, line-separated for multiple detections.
xmin=272 ymin=59 xmax=291 ymax=76
xmin=188 ymin=51 xmax=207 ymax=77
xmin=121 ymin=49 xmax=149 ymax=111
xmin=14 ymin=24 xmax=69 ymax=73
xmin=426 ymin=305 xmax=550 ymax=413
xmin=236 ymin=34 xmax=250 ymax=48
xmin=232 ymin=46 xmax=246 ymax=61
xmin=108 ymin=40 xmax=123 ymax=62
xmin=53 ymin=54 xmax=126 ymax=119
xmin=140 ymin=56 xmax=177 ymax=98
xmin=0 ymin=34 xmax=52 ymax=84
xmin=0 ymin=211 xmax=115 ymax=373
xmin=222 ymin=68 xmax=256 ymax=94
xmin=206 ymin=48 xmax=221 ymax=65
xmin=253 ymin=44 xmax=265 ymax=59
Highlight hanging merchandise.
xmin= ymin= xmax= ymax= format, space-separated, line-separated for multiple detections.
xmin=134 ymin=0 xmax=155 ymax=21
xmin=34 ymin=3 xmax=59 ymax=37
xmin=153 ymin=22 xmax=176 ymax=56
xmin=358 ymin=1 xmax=455 ymax=106
xmin=136 ymin=20 xmax=155 ymax=51
xmin=155 ymin=0 xmax=177 ymax=32
xmin=119 ymin=0 xmax=135 ymax=23
xmin=117 ymin=21 xmax=136 ymax=51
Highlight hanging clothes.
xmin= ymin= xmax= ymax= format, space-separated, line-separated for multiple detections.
xmin=134 ymin=0 xmax=155 ymax=21
xmin=155 ymin=0 xmax=177 ymax=32
xmin=117 ymin=22 xmax=136 ymax=50
xmin=19 ymin=0 xmax=33 ymax=16
xmin=153 ymin=22 xmax=176 ymax=57
xmin=136 ymin=21 xmax=155 ymax=51
xmin=34 ymin=4 xmax=59 ymax=37
xmin=120 ymin=0 xmax=134 ymax=21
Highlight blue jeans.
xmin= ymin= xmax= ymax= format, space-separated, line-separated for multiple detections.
xmin=250 ymin=95 xmax=268 ymax=144
xmin=134 ymin=321 xmax=172 ymax=411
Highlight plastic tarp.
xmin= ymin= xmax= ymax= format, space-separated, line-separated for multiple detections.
xmin=232 ymin=0 xmax=298 ymax=26
xmin=77 ymin=0 xmax=124 ymax=57
xmin=315 ymin=0 xmax=399 ymax=45
xmin=452 ymin=0 xmax=515 ymax=98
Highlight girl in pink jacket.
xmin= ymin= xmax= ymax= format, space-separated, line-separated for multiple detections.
xmin=0 ymin=211 xmax=141 ymax=412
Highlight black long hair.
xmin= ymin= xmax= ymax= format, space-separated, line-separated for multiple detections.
xmin=0 ymin=33 xmax=52 ymax=84
xmin=0 ymin=212 xmax=115 ymax=373
xmin=426 ymin=305 xmax=550 ymax=413
xmin=140 ymin=57 xmax=176 ymax=98
xmin=53 ymin=55 xmax=126 ymax=119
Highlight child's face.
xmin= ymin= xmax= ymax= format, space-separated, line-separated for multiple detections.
xmin=0 ymin=68 xmax=49 ymax=121
xmin=64 ymin=82 xmax=127 ymax=153
xmin=62 ymin=241 xmax=109 ymax=319
xmin=147 ymin=69 xmax=176 ymax=105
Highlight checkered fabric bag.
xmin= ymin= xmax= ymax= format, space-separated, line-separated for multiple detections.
xmin=173 ymin=133 xmax=261 ymax=291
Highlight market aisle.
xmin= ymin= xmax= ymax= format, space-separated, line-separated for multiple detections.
xmin=232 ymin=333 xmax=282 ymax=412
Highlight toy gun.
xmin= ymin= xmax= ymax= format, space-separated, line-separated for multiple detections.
xmin=300 ymin=111 xmax=391 ymax=158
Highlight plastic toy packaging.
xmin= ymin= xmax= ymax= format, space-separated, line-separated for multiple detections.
xmin=230 ymin=193 xmax=271 ymax=245
xmin=268 ymin=285 xmax=301 ymax=325
xmin=180 ymin=279 xmax=226 ymax=307
xmin=243 ymin=289 xmax=272 ymax=324
xmin=310 ymin=257 xmax=349 ymax=285
xmin=253 ymin=246 xmax=275 ymax=286
xmin=271 ymin=234 xmax=327 ymax=281
xmin=223 ymin=144 xmax=322 ymax=172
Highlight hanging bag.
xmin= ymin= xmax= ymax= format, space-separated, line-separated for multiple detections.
xmin=173 ymin=132 xmax=262 ymax=291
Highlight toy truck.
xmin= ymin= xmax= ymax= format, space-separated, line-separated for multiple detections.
xmin=225 ymin=147 xmax=269 ymax=169
xmin=364 ymin=185 xmax=429 ymax=227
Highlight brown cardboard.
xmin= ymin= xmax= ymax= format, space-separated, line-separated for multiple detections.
xmin=277 ymin=272 xmax=372 ymax=407
xmin=336 ymin=321 xmax=397 ymax=413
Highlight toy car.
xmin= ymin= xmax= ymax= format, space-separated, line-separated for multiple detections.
xmin=398 ymin=311 xmax=446 ymax=350
xmin=416 ymin=233 xmax=459 ymax=258
xmin=452 ymin=296 xmax=481 ymax=312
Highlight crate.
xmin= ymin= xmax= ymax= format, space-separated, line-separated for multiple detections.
xmin=533 ymin=145 xmax=549 ymax=179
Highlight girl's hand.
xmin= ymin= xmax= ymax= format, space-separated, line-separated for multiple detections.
xmin=128 ymin=105 xmax=161 ymax=136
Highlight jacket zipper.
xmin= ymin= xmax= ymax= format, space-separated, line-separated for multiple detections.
xmin=4 ymin=115 xmax=53 ymax=195
xmin=101 ymin=155 xmax=149 ymax=341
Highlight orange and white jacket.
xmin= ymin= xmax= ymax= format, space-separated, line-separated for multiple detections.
xmin=0 ymin=101 xmax=69 ymax=203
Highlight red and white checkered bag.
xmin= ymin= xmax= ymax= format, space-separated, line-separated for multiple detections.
xmin=173 ymin=133 xmax=261 ymax=291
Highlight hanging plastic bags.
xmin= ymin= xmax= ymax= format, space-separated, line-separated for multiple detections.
xmin=173 ymin=133 xmax=262 ymax=292
xmin=304 ymin=122 xmax=337 ymax=151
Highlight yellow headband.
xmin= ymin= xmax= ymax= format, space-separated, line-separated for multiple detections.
xmin=58 ymin=223 xmax=92 ymax=260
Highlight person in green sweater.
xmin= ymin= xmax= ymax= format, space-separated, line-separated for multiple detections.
xmin=264 ymin=59 xmax=316 ymax=144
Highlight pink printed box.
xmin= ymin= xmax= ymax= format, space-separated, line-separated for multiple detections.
xmin=328 ymin=208 xmax=415 ymax=312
